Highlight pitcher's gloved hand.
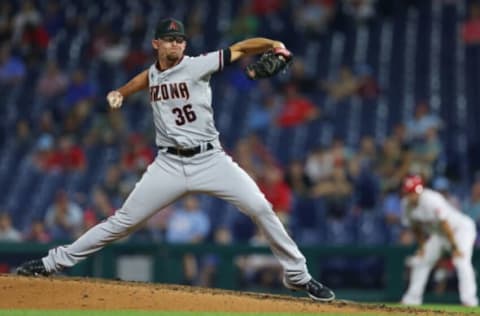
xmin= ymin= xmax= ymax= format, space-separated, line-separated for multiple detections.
xmin=245 ymin=47 xmax=293 ymax=80
xmin=107 ymin=90 xmax=123 ymax=109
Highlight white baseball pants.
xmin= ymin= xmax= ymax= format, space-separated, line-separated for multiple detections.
xmin=401 ymin=220 xmax=478 ymax=306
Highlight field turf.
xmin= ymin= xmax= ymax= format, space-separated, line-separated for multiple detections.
xmin=1 ymin=304 xmax=479 ymax=316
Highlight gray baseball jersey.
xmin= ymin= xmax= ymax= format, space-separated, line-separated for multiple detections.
xmin=41 ymin=49 xmax=312 ymax=286
xmin=148 ymin=50 xmax=225 ymax=147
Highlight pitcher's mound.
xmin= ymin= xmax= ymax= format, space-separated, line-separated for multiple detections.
xmin=0 ymin=274 xmax=441 ymax=314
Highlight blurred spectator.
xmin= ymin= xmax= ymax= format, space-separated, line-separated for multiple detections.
xmin=84 ymin=111 xmax=128 ymax=146
xmin=197 ymin=227 xmax=233 ymax=287
xmin=321 ymin=65 xmax=359 ymax=103
xmin=391 ymin=123 xmax=410 ymax=148
xmin=233 ymin=137 xmax=260 ymax=178
xmin=100 ymin=33 xmax=129 ymax=66
xmin=276 ymin=84 xmax=320 ymax=127
xmin=258 ymin=162 xmax=293 ymax=224
xmin=405 ymin=101 xmax=442 ymax=142
xmin=83 ymin=187 xmax=115 ymax=225
xmin=36 ymin=61 xmax=69 ymax=99
xmin=185 ymin=6 xmax=206 ymax=55
xmin=63 ymin=7 xmax=83 ymax=35
xmin=100 ymin=164 xmax=123 ymax=205
xmin=284 ymin=159 xmax=313 ymax=197
xmin=0 ymin=44 xmax=26 ymax=85
xmin=382 ymin=187 xmax=403 ymax=243
xmin=121 ymin=133 xmax=154 ymax=173
xmin=294 ymin=0 xmax=335 ymax=37
xmin=235 ymin=229 xmax=283 ymax=289
xmin=305 ymin=146 xmax=335 ymax=183
xmin=0 ymin=2 xmax=13 ymax=43
xmin=382 ymin=189 xmax=402 ymax=226
xmin=166 ymin=195 xmax=211 ymax=285
xmin=227 ymin=56 xmax=258 ymax=92
xmin=377 ymin=138 xmax=411 ymax=192
xmin=118 ymin=172 xmax=142 ymax=203
xmin=409 ymin=127 xmax=442 ymax=182
xmin=330 ymin=138 xmax=353 ymax=167
xmin=0 ymin=212 xmax=21 ymax=242
xmin=288 ymin=58 xmax=321 ymax=94
xmin=123 ymin=48 xmax=149 ymax=77
xmin=216 ymin=227 xmax=234 ymax=245
xmin=166 ymin=195 xmax=211 ymax=243
xmin=15 ymin=119 xmax=33 ymax=148
xmin=62 ymin=81 xmax=98 ymax=134
xmin=127 ymin=13 xmax=147 ymax=48
xmin=89 ymin=22 xmax=112 ymax=59
xmin=252 ymin=0 xmax=283 ymax=16
xmin=246 ymin=94 xmax=278 ymax=133
xmin=63 ymin=69 xmax=96 ymax=115
xmin=12 ymin=0 xmax=41 ymax=43
xmin=311 ymin=166 xmax=353 ymax=218
xmin=32 ymin=135 xmax=86 ymax=173
xmin=55 ymin=135 xmax=87 ymax=172
xmin=37 ymin=110 xmax=57 ymax=135
xmin=398 ymin=228 xmax=415 ymax=246
xmin=349 ymin=156 xmax=380 ymax=213
xmin=43 ymin=1 xmax=64 ymax=37
xmin=123 ymin=14 xmax=149 ymax=75
xmin=464 ymin=181 xmax=480 ymax=223
xmin=146 ymin=205 xmax=174 ymax=242
xmin=228 ymin=2 xmax=259 ymax=42
xmin=31 ymin=134 xmax=62 ymax=172
xmin=342 ymin=0 xmax=376 ymax=24
xmin=356 ymin=64 xmax=380 ymax=101
xmin=20 ymin=21 xmax=50 ymax=63
xmin=82 ymin=210 xmax=97 ymax=233
xmin=24 ymin=219 xmax=51 ymax=243
xmin=462 ymin=2 xmax=480 ymax=45
xmin=356 ymin=136 xmax=377 ymax=166
xmin=45 ymin=190 xmax=83 ymax=240
xmin=232 ymin=134 xmax=277 ymax=180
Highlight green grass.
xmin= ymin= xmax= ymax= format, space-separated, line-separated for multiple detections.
xmin=390 ymin=303 xmax=480 ymax=313
xmin=1 ymin=305 xmax=479 ymax=316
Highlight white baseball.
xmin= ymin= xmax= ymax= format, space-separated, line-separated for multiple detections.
xmin=107 ymin=90 xmax=123 ymax=108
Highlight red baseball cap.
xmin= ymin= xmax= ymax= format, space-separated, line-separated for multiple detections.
xmin=402 ymin=175 xmax=424 ymax=194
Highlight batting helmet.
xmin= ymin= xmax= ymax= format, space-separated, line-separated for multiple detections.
xmin=402 ymin=175 xmax=424 ymax=194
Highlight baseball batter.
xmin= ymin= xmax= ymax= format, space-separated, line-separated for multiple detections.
xmin=401 ymin=175 xmax=478 ymax=306
xmin=17 ymin=18 xmax=334 ymax=302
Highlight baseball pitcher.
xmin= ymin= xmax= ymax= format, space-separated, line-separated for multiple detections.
xmin=16 ymin=18 xmax=334 ymax=302
xmin=401 ymin=175 xmax=478 ymax=306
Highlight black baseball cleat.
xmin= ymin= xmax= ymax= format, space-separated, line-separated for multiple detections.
xmin=16 ymin=259 xmax=51 ymax=277
xmin=283 ymin=277 xmax=335 ymax=302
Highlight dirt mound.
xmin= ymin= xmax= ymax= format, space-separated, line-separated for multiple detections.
xmin=0 ymin=274 xmax=447 ymax=314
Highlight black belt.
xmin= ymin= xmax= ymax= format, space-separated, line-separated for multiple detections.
xmin=159 ymin=143 xmax=214 ymax=157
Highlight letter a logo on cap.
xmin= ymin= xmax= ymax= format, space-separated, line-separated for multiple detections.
xmin=168 ymin=21 xmax=178 ymax=31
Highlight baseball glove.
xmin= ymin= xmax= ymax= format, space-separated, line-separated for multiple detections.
xmin=245 ymin=47 xmax=293 ymax=80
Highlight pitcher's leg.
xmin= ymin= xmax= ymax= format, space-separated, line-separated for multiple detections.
xmin=190 ymin=152 xmax=310 ymax=284
xmin=42 ymin=157 xmax=186 ymax=272
xmin=402 ymin=235 xmax=443 ymax=305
